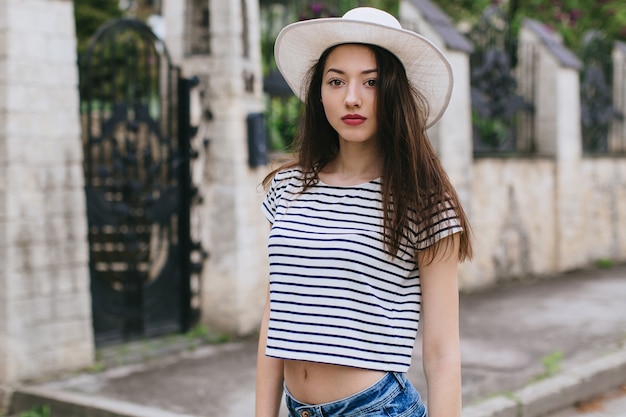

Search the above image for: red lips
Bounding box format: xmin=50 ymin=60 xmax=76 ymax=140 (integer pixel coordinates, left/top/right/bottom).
xmin=341 ymin=114 xmax=367 ymax=125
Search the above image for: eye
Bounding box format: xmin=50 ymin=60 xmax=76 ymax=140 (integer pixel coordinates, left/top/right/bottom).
xmin=365 ymin=79 xmax=377 ymax=87
xmin=328 ymin=78 xmax=344 ymax=87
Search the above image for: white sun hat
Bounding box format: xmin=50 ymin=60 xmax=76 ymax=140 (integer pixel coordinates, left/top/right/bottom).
xmin=274 ymin=7 xmax=453 ymax=128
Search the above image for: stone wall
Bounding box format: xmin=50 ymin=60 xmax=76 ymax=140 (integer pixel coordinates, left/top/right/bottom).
xmin=462 ymin=158 xmax=557 ymax=288
xmin=0 ymin=0 xmax=94 ymax=406
xmin=461 ymin=155 xmax=626 ymax=288
xmin=581 ymin=158 xmax=626 ymax=262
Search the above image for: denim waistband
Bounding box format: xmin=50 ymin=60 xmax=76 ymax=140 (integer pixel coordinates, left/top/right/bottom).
xmin=284 ymin=372 xmax=409 ymax=417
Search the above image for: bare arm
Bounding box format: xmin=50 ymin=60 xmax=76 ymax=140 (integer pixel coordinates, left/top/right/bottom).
xmin=255 ymin=286 xmax=284 ymax=417
xmin=419 ymin=234 xmax=462 ymax=417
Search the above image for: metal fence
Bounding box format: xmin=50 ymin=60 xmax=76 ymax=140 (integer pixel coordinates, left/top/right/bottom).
xmin=467 ymin=6 xmax=534 ymax=155
xmin=579 ymin=31 xmax=621 ymax=153
xmin=468 ymin=6 xmax=624 ymax=156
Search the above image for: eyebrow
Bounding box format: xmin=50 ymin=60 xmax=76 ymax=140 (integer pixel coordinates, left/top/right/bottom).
xmin=325 ymin=68 xmax=378 ymax=76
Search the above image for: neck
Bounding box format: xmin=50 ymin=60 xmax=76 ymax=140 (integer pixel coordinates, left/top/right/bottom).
xmin=321 ymin=142 xmax=382 ymax=185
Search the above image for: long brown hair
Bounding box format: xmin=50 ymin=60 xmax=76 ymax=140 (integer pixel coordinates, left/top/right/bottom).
xmin=264 ymin=44 xmax=472 ymax=263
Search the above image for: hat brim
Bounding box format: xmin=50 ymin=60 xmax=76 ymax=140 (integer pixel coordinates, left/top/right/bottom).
xmin=274 ymin=17 xmax=453 ymax=128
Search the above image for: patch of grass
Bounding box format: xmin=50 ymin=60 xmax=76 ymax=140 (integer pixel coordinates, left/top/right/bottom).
xmin=595 ymin=258 xmax=614 ymax=269
xmin=94 ymin=326 xmax=233 ymax=370
xmin=185 ymin=324 xmax=230 ymax=345
xmin=502 ymin=391 xmax=517 ymax=401
xmin=86 ymin=361 xmax=105 ymax=373
xmin=532 ymin=350 xmax=563 ymax=381
xmin=186 ymin=324 xmax=209 ymax=339
xmin=18 ymin=406 xmax=50 ymax=417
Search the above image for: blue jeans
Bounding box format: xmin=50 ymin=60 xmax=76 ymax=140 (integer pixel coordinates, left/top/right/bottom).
xmin=284 ymin=372 xmax=427 ymax=417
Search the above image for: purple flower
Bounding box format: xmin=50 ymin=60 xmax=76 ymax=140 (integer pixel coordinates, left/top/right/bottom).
xmin=569 ymin=9 xmax=582 ymax=21
xmin=311 ymin=2 xmax=323 ymax=15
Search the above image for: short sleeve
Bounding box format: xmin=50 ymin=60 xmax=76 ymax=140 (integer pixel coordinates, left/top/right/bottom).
xmin=261 ymin=175 xmax=280 ymax=224
xmin=414 ymin=198 xmax=463 ymax=250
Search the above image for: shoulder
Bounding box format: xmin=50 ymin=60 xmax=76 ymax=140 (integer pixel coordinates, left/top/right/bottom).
xmin=272 ymin=167 xmax=304 ymax=183
xmin=268 ymin=167 xmax=305 ymax=190
xmin=265 ymin=167 xmax=306 ymax=198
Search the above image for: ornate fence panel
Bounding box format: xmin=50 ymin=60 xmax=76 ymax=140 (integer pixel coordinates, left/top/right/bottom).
xmin=467 ymin=6 xmax=534 ymax=154
xmin=610 ymin=42 xmax=626 ymax=153
xmin=78 ymin=19 xmax=197 ymax=345
xmin=579 ymin=31 xmax=621 ymax=153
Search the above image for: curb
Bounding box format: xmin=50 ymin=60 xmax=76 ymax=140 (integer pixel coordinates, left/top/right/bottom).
xmin=462 ymin=346 xmax=626 ymax=417
xmin=10 ymin=386 xmax=195 ymax=417
xmin=8 ymin=342 xmax=247 ymax=417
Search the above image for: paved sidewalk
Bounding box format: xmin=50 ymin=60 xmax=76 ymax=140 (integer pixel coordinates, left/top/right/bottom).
xmin=8 ymin=265 xmax=626 ymax=417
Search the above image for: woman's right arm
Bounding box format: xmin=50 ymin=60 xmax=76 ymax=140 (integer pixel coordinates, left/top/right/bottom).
xmin=255 ymin=286 xmax=284 ymax=417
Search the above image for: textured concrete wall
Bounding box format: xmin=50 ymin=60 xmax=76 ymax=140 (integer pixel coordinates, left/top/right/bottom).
xmin=460 ymin=158 xmax=558 ymax=288
xmin=0 ymin=0 xmax=94 ymax=397
xmin=581 ymin=158 xmax=626 ymax=262
xmin=460 ymin=155 xmax=626 ymax=289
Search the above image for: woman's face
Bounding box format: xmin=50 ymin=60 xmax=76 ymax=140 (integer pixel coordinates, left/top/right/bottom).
xmin=320 ymin=44 xmax=378 ymax=146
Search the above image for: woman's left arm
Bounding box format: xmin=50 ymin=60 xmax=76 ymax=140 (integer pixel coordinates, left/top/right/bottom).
xmin=418 ymin=233 xmax=462 ymax=417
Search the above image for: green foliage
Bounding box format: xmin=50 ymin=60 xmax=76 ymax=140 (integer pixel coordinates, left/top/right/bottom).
xmin=522 ymin=0 xmax=626 ymax=48
xmin=74 ymin=0 xmax=123 ymax=54
xmin=472 ymin=115 xmax=510 ymax=148
xmin=438 ymin=0 xmax=626 ymax=50
xmin=435 ymin=0 xmax=492 ymax=26
xmin=18 ymin=406 xmax=50 ymax=417
xmin=267 ymin=96 xmax=301 ymax=151
xmin=299 ymin=0 xmax=399 ymax=18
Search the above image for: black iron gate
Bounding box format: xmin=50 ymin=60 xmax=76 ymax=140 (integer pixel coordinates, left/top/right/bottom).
xmin=78 ymin=19 xmax=195 ymax=345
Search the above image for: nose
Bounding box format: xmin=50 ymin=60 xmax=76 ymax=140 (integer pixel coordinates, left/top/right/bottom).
xmin=344 ymin=83 xmax=361 ymax=108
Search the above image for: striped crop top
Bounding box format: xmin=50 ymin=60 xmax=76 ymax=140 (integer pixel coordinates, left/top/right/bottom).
xmin=261 ymin=168 xmax=463 ymax=372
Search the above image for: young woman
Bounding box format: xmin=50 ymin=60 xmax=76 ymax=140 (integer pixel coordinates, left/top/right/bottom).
xmin=256 ymin=7 xmax=472 ymax=417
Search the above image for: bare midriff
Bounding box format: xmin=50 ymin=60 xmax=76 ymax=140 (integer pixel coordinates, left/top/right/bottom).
xmin=284 ymin=360 xmax=386 ymax=405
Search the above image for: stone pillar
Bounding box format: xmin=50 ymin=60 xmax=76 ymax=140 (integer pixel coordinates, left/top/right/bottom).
xmin=162 ymin=0 xmax=185 ymax=64
xmin=518 ymin=19 xmax=585 ymax=271
xmin=0 ymin=0 xmax=94 ymax=408
xmin=163 ymin=0 xmax=268 ymax=335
